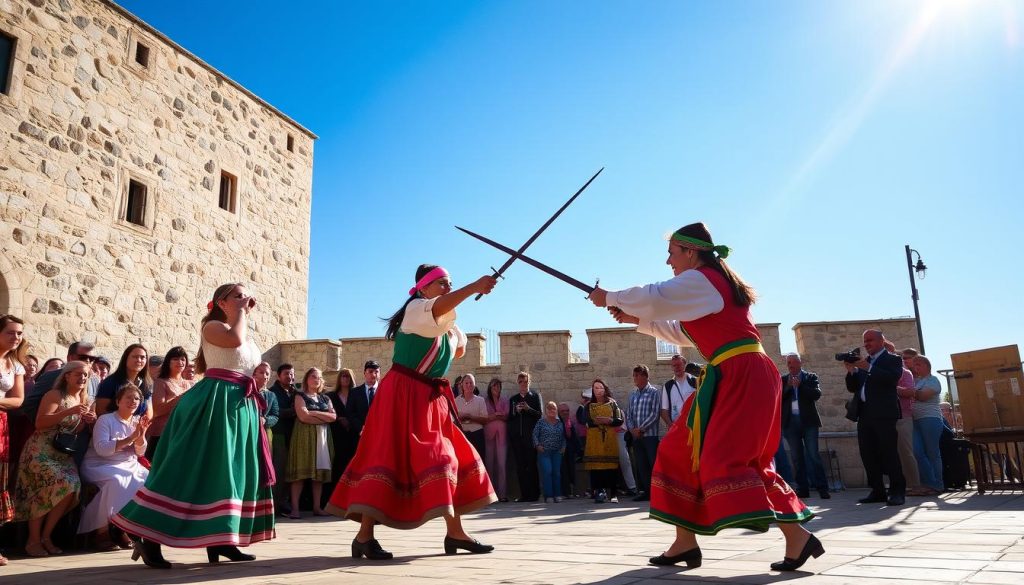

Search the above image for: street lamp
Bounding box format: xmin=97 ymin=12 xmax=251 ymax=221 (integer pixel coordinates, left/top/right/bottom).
xmin=904 ymin=245 xmax=927 ymax=354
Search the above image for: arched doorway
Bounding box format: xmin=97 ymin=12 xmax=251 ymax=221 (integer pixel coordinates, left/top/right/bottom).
xmin=0 ymin=250 xmax=25 ymax=317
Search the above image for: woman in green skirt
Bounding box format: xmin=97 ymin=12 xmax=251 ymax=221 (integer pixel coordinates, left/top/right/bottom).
xmin=285 ymin=367 xmax=336 ymax=518
xmin=113 ymin=283 xmax=275 ymax=568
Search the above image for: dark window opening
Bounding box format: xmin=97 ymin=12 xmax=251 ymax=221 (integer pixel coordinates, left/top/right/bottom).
xmin=134 ymin=42 xmax=150 ymax=68
xmin=0 ymin=31 xmax=15 ymax=95
xmin=219 ymin=171 xmax=237 ymax=213
xmin=286 ymin=134 xmax=295 ymax=152
xmin=126 ymin=180 xmax=147 ymax=226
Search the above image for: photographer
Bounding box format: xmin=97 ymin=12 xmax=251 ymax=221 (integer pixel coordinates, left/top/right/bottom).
xmin=843 ymin=330 xmax=906 ymax=506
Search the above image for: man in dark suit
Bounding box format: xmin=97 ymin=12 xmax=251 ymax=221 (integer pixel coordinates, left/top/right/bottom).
xmin=782 ymin=353 xmax=830 ymax=499
xmin=347 ymin=360 xmax=381 ymax=438
xmin=845 ymin=329 xmax=906 ymax=506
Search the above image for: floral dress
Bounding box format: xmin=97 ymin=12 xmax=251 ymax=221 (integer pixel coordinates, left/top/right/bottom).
xmin=15 ymin=395 xmax=82 ymax=520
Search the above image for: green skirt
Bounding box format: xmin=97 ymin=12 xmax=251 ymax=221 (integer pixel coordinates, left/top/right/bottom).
xmin=112 ymin=377 xmax=275 ymax=547
xmin=285 ymin=422 xmax=333 ymax=483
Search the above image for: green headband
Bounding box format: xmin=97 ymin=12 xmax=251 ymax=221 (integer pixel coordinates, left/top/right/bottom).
xmin=671 ymin=233 xmax=731 ymax=260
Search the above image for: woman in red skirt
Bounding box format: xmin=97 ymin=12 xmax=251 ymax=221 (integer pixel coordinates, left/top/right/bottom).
xmin=326 ymin=264 xmax=498 ymax=560
xmin=589 ymin=223 xmax=823 ymax=572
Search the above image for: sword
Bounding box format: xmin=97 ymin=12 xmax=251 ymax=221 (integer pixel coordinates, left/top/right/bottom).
xmin=473 ymin=167 xmax=604 ymax=300
xmin=457 ymin=226 xmax=596 ymax=295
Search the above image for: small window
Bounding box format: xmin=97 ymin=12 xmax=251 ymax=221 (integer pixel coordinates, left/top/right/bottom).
xmin=286 ymin=133 xmax=295 ymax=152
xmin=218 ymin=171 xmax=237 ymax=213
xmin=0 ymin=31 xmax=15 ymax=95
xmin=125 ymin=179 xmax=147 ymax=226
xmin=134 ymin=42 xmax=150 ymax=68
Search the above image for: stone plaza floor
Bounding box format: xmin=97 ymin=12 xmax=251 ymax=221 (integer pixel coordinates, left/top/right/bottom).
xmin=3 ymin=489 xmax=1022 ymax=584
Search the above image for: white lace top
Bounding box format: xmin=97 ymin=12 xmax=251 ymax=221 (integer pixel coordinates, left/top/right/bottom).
xmin=0 ymin=359 xmax=25 ymax=398
xmin=201 ymin=338 xmax=263 ymax=374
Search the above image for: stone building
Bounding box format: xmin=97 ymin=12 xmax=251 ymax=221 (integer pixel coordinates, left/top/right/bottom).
xmin=1 ymin=0 xmax=316 ymax=358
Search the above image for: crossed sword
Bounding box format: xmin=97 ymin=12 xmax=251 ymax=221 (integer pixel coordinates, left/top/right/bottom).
xmin=460 ymin=168 xmax=604 ymax=298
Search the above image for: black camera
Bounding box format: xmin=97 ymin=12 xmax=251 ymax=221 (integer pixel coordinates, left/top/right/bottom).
xmin=834 ymin=347 xmax=862 ymax=363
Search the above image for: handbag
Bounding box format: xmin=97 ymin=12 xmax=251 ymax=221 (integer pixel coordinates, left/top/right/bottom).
xmin=53 ymin=430 xmax=90 ymax=454
xmin=844 ymin=396 xmax=860 ymax=423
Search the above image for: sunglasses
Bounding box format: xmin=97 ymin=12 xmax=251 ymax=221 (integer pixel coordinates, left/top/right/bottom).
xmin=76 ymin=354 xmax=98 ymax=363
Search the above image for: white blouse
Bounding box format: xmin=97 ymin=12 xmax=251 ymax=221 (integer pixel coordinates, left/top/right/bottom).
xmin=605 ymin=269 xmax=725 ymax=346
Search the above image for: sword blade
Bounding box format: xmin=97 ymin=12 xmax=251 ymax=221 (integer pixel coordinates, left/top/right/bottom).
xmin=457 ymin=226 xmax=595 ymax=295
xmin=474 ymin=167 xmax=603 ymax=300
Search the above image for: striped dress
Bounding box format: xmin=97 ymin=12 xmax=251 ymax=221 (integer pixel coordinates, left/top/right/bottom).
xmin=112 ymin=339 xmax=274 ymax=547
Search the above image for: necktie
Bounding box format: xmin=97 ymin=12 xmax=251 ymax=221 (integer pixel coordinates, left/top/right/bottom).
xmin=368 ymin=387 xmax=374 ymax=404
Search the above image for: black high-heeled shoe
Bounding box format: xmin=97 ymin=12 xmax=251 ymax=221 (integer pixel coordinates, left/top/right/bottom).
xmin=771 ymin=534 xmax=825 ymax=571
xmin=351 ymin=538 xmax=393 ymax=560
xmin=649 ymin=546 xmax=702 ymax=568
xmin=443 ymin=536 xmax=494 ymax=555
xmin=207 ymin=545 xmax=256 ymax=563
xmin=129 ymin=537 xmax=171 ymax=569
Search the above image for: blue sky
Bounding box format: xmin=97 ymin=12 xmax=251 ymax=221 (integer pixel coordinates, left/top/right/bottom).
xmin=119 ymin=1 xmax=1023 ymax=377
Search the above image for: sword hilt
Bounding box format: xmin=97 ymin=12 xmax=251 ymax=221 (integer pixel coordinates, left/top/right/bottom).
xmin=474 ymin=267 xmax=505 ymax=301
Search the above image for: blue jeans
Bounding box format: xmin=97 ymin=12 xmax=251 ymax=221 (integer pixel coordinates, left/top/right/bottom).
xmin=774 ymin=436 xmax=794 ymax=484
xmin=538 ymin=450 xmax=563 ymax=498
xmin=784 ymin=413 xmax=829 ymax=492
xmin=913 ymin=416 xmax=944 ymax=491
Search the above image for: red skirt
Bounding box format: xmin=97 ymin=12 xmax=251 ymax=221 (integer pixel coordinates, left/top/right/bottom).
xmin=650 ymin=352 xmax=812 ymax=535
xmin=325 ymin=365 xmax=496 ymax=529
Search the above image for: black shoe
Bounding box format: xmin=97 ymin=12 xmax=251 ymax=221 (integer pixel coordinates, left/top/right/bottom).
xmin=514 ymin=497 xmax=538 ymax=503
xmin=650 ymin=546 xmax=702 ymax=568
xmin=857 ymin=493 xmax=887 ymax=504
xmin=623 ymin=488 xmax=638 ymax=497
xmin=818 ymin=489 xmax=831 ymax=499
xmin=770 ymin=534 xmax=824 ymax=571
xmin=443 ymin=536 xmax=494 ymax=555
xmin=351 ymin=538 xmax=393 ymax=560
xmin=207 ymin=545 xmax=255 ymax=563
xmin=130 ymin=537 xmax=171 ymax=570
xmin=886 ymin=495 xmax=905 ymax=506
xmin=633 ymin=494 xmax=650 ymax=502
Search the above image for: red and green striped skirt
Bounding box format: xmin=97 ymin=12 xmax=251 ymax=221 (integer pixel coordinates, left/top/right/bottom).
xmin=112 ymin=376 xmax=274 ymax=547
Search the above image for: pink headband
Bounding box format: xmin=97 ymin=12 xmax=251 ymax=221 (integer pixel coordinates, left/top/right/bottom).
xmin=409 ymin=267 xmax=450 ymax=296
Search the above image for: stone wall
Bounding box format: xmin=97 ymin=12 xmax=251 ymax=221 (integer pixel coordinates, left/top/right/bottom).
xmin=0 ymin=0 xmax=315 ymax=359
xmin=271 ymin=319 xmax=916 ymax=489
xmin=274 ymin=324 xmax=784 ymax=406
xmin=791 ymin=318 xmax=919 ymax=488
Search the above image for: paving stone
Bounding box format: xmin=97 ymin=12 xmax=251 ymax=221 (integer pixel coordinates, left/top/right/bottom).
xmin=5 ymin=490 xmax=1022 ymax=584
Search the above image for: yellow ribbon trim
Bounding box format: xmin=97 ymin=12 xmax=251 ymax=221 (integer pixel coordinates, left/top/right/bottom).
xmin=686 ymin=341 xmax=765 ymax=472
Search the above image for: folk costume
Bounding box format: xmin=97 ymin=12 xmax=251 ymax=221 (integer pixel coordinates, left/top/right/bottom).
xmin=112 ymin=338 xmax=275 ymax=548
xmin=326 ymin=294 xmax=496 ymax=528
xmin=606 ymin=265 xmax=812 ymax=535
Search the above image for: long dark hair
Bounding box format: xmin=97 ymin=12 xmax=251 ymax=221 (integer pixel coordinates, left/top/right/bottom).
xmin=486 ymin=378 xmax=503 ymax=408
xmin=195 ymin=283 xmax=242 ymax=374
xmin=158 ymin=346 xmax=189 ymax=379
xmin=112 ymin=343 xmax=153 ymax=396
xmin=674 ymin=222 xmax=756 ymax=307
xmin=384 ymin=264 xmax=440 ymax=340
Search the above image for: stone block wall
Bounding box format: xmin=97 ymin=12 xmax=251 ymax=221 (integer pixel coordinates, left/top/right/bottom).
xmin=791 ymin=318 xmax=919 ymax=487
xmin=0 ymin=0 xmax=315 ymax=359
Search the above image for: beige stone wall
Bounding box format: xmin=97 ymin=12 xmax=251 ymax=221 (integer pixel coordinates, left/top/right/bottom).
xmin=270 ymin=318 xmax=917 ymax=488
xmin=791 ymin=318 xmax=919 ymax=487
xmin=0 ymin=0 xmax=315 ymax=359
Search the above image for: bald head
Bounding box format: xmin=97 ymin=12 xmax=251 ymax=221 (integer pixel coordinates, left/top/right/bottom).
xmin=863 ymin=329 xmax=885 ymax=355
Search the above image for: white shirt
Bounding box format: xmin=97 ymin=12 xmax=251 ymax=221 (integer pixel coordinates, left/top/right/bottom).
xmin=859 ymin=349 xmax=886 ymax=402
xmin=606 ymin=269 xmax=725 ymax=346
xmin=661 ymin=376 xmax=696 ymax=423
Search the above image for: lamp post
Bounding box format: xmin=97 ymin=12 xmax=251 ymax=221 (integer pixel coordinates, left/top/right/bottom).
xmin=904 ymin=245 xmax=927 ymax=354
